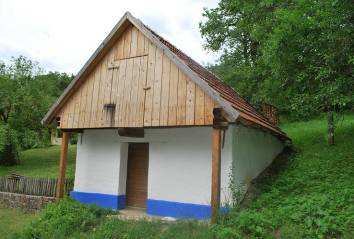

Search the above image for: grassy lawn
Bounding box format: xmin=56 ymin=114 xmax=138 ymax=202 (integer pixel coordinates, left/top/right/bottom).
xmin=0 ymin=205 xmax=37 ymax=239
xmin=0 ymin=114 xmax=353 ymax=238
xmin=0 ymin=145 xmax=76 ymax=179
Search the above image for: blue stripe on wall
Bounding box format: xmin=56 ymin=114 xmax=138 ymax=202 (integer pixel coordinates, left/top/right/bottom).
xmin=147 ymin=199 xmax=213 ymax=219
xmin=70 ymin=191 xmax=126 ymax=210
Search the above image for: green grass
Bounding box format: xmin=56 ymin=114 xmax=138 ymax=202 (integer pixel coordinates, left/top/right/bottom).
xmin=0 ymin=145 xmax=76 ymax=178
xmin=1 ymin=114 xmax=354 ymax=238
xmin=214 ymin=114 xmax=354 ymax=238
xmin=0 ymin=205 xmax=37 ymax=239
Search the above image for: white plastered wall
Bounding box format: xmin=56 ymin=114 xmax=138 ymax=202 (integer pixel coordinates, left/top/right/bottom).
xmin=231 ymin=124 xmax=284 ymax=194
xmin=73 ymin=125 xmax=283 ymax=205
xmin=73 ymin=127 xmax=233 ymax=205
xmin=74 ymin=130 xmax=122 ymax=195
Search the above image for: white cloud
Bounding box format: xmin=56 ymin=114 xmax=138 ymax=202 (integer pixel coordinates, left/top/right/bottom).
xmin=0 ymin=0 xmax=219 ymax=74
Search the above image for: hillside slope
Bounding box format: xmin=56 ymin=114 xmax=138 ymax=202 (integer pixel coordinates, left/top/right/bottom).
xmin=215 ymin=114 xmax=354 ymax=238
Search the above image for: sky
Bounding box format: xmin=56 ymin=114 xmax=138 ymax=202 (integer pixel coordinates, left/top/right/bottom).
xmin=0 ymin=0 xmax=220 ymax=74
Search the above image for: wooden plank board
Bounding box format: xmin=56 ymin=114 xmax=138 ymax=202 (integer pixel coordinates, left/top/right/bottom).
xmin=78 ymin=78 xmax=88 ymax=128
xmin=123 ymin=26 xmax=132 ymax=59
xmin=159 ymin=54 xmax=170 ymax=125
xmin=176 ymin=70 xmax=187 ymax=125
xmin=195 ymin=86 xmax=205 ymax=125
xmin=137 ymin=30 xmax=145 ymax=56
xmin=167 ymin=63 xmax=178 ymax=125
xmin=143 ymin=41 xmax=156 ymax=126
xmin=185 ymin=80 xmax=195 ymax=125
xmin=129 ymin=57 xmax=141 ymax=126
xmin=115 ymin=35 xmax=124 ymax=60
xmin=122 ymin=58 xmax=134 ymax=127
xmin=130 ymin=27 xmax=138 ymax=57
xmin=115 ymin=59 xmax=127 ymax=126
xmin=64 ymin=92 xmax=75 ymax=128
xmin=137 ymin=56 xmax=148 ymax=126
xmin=89 ymin=68 xmax=101 ymax=127
xmin=204 ymin=94 xmax=215 ymax=125
xmin=151 ymin=48 xmax=163 ymax=126
xmin=72 ymin=87 xmax=81 ymax=128
xmin=83 ymin=72 xmax=95 ymax=128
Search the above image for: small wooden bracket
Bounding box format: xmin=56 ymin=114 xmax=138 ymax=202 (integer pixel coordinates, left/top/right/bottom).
xmin=213 ymin=108 xmax=229 ymax=129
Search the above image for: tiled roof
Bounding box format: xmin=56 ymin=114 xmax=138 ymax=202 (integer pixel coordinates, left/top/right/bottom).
xmin=145 ymin=25 xmax=289 ymax=141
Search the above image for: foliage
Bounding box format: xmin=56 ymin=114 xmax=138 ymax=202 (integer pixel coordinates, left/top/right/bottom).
xmin=0 ymin=56 xmax=73 ymax=151
xmin=200 ymin=0 xmax=353 ymax=122
xmin=0 ymin=124 xmax=20 ymax=166
xmin=13 ymin=198 xmax=112 ymax=239
xmin=0 ymin=145 xmax=76 ymax=178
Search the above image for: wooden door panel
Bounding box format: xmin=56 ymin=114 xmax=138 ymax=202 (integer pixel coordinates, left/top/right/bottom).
xmin=126 ymin=143 xmax=149 ymax=208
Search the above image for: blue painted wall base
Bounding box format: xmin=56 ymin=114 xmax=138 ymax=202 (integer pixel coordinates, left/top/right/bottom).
xmin=70 ymin=192 xmax=228 ymax=219
xmin=70 ymin=191 xmax=126 ymax=210
xmin=147 ymin=199 xmax=215 ymax=220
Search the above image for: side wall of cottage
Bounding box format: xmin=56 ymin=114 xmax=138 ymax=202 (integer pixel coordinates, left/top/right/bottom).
xmin=231 ymin=124 xmax=284 ymax=197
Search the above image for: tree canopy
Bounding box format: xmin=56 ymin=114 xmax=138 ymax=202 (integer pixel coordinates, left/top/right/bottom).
xmin=0 ymin=56 xmax=73 ymax=162
xmin=200 ymin=0 xmax=353 ymax=120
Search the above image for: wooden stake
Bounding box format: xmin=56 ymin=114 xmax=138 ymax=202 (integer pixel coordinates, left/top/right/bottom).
xmin=56 ymin=131 xmax=70 ymax=199
xmin=211 ymin=127 xmax=221 ymax=223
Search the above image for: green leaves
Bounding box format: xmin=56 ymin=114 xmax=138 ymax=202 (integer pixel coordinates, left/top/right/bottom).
xmin=200 ymin=0 xmax=353 ymax=120
xmin=0 ymin=56 xmax=73 ymax=150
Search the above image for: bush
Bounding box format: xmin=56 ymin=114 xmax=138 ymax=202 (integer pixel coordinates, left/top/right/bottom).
xmin=17 ymin=128 xmax=51 ymax=150
xmin=0 ymin=125 xmax=20 ymax=166
xmin=14 ymin=198 xmax=113 ymax=239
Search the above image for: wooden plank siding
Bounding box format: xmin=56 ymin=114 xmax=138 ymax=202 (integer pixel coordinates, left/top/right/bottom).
xmin=58 ymin=25 xmax=216 ymax=129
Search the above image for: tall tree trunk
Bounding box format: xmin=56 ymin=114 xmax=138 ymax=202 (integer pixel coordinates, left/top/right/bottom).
xmin=327 ymin=110 xmax=334 ymax=146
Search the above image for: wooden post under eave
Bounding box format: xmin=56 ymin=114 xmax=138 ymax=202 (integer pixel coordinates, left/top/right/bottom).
xmin=56 ymin=131 xmax=70 ymax=199
xmin=211 ymin=127 xmax=221 ymax=223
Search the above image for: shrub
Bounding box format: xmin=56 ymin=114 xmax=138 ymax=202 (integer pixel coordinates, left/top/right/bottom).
xmin=14 ymin=198 xmax=113 ymax=239
xmin=0 ymin=125 xmax=20 ymax=166
xmin=17 ymin=129 xmax=51 ymax=150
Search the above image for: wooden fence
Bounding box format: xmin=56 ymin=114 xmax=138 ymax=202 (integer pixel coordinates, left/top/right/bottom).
xmin=0 ymin=175 xmax=74 ymax=197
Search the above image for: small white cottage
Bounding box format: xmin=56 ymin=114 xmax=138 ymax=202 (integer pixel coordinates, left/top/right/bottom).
xmin=42 ymin=12 xmax=290 ymax=220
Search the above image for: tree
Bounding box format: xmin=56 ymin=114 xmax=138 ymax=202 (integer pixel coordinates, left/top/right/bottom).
xmin=0 ymin=56 xmax=73 ymax=155
xmin=200 ymin=0 xmax=353 ymax=145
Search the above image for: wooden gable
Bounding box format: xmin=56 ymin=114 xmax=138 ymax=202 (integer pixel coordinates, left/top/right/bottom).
xmin=58 ymin=24 xmax=216 ymax=129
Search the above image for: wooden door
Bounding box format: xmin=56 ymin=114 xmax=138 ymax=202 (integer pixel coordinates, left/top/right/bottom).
xmin=126 ymin=143 xmax=149 ymax=208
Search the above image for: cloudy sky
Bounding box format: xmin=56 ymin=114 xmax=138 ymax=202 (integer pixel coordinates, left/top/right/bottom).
xmin=0 ymin=0 xmax=220 ymax=74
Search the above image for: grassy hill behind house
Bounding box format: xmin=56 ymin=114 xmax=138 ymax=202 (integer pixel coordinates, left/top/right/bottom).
xmin=0 ymin=114 xmax=353 ymax=238
xmin=0 ymin=145 xmax=76 ymax=178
